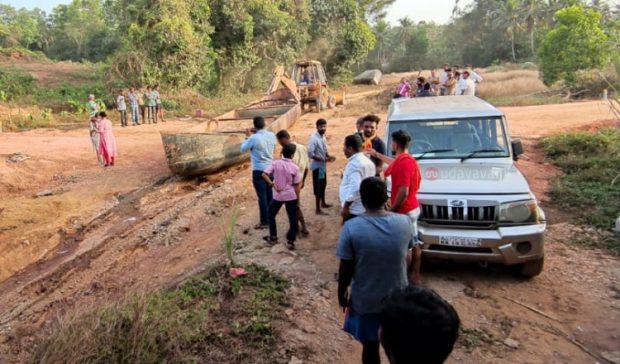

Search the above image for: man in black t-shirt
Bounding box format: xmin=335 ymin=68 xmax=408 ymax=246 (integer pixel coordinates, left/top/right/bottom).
xmin=360 ymin=114 xmax=387 ymax=176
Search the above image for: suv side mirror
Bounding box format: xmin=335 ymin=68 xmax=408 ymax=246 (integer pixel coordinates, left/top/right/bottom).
xmin=511 ymin=139 xmax=524 ymax=161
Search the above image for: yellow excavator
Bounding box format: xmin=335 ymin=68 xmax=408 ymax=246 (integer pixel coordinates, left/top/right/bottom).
xmin=268 ymin=60 xmax=345 ymax=112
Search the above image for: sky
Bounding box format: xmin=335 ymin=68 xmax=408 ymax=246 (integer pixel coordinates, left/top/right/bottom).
xmin=384 ymin=0 xmax=473 ymax=25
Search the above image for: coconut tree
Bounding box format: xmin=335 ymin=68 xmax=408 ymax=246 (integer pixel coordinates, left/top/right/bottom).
xmin=489 ymin=0 xmax=522 ymax=62
xmin=521 ymin=0 xmax=541 ymax=57
xmin=373 ymin=19 xmax=392 ymax=68
xmin=397 ymin=16 xmax=414 ymax=43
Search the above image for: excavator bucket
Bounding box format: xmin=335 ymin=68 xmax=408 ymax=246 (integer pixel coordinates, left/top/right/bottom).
xmin=267 ymin=65 xmax=299 ymax=103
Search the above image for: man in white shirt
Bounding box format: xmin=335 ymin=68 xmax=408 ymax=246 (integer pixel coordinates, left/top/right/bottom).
xmin=439 ymin=64 xmax=451 ymax=95
xmin=456 ymin=71 xmax=476 ymax=96
xmin=465 ymin=64 xmax=483 ymax=84
xmin=339 ymin=134 xmax=376 ymax=222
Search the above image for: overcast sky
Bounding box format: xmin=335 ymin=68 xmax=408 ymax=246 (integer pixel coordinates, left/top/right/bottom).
xmin=1 ymin=0 xmax=619 ymax=24
xmin=385 ymin=0 xmax=473 ymax=24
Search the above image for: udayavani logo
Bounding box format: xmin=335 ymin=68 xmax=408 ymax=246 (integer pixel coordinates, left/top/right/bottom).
xmin=423 ymin=166 xmax=504 ymax=181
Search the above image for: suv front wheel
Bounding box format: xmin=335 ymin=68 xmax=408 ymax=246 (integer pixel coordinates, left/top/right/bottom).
xmin=517 ymin=257 xmax=544 ymax=278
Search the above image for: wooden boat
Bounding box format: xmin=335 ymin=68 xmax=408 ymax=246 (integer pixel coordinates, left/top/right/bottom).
xmin=161 ymin=82 xmax=301 ymax=176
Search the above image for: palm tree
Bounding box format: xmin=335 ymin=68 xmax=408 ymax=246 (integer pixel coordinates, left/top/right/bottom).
xmin=397 ymin=16 xmax=414 ymax=43
xmin=520 ymin=0 xmax=541 ymax=57
xmin=490 ymin=0 xmax=521 ymax=62
xmin=374 ymin=20 xmax=391 ymax=68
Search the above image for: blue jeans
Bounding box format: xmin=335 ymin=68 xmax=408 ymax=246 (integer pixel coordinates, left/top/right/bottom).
xmin=147 ymin=106 xmax=156 ymax=123
xmin=131 ymin=104 xmax=140 ymax=125
xmin=119 ymin=110 xmax=127 ymax=126
xmin=252 ymin=170 xmax=273 ymax=226
xmin=268 ymin=199 xmax=298 ymax=242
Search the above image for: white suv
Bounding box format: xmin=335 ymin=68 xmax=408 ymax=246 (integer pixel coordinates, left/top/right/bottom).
xmin=386 ymin=96 xmax=545 ymax=277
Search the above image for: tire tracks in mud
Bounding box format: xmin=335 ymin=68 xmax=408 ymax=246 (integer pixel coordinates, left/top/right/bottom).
xmin=0 ymin=168 xmax=250 ymax=338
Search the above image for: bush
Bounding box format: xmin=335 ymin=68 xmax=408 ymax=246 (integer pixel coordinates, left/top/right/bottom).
xmin=569 ymin=65 xmax=620 ymax=98
xmin=0 ymin=68 xmax=34 ymax=100
xmin=33 ymin=83 xmax=112 ymax=113
xmin=30 ymin=264 xmax=292 ymax=364
xmin=541 ymin=128 xmax=620 ymax=252
xmin=160 ymin=99 xmax=179 ymax=111
xmin=0 ymin=46 xmax=48 ymax=61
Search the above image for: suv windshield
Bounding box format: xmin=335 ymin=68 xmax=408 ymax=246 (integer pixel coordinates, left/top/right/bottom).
xmin=388 ymin=118 xmax=510 ymax=159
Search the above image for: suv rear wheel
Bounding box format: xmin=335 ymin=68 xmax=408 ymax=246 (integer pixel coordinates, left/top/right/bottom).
xmin=517 ymin=257 xmax=544 ymax=278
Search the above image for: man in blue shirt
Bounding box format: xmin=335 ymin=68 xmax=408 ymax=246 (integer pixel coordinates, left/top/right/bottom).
xmin=336 ymin=177 xmax=414 ymax=364
xmin=241 ymin=116 xmax=276 ymax=229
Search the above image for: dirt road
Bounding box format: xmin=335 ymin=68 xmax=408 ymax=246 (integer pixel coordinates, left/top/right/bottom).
xmin=0 ymin=96 xmax=618 ymax=363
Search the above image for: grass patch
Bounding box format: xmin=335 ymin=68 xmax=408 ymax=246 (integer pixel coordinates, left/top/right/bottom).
xmin=457 ymin=327 xmax=496 ymax=352
xmin=541 ymin=128 xmax=620 ymax=252
xmin=476 ymin=69 xmax=549 ymax=100
xmin=30 ymin=264 xmax=293 ymax=364
xmin=485 ymin=94 xmax=566 ymax=107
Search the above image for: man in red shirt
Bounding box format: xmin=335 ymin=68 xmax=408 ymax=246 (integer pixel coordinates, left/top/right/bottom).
xmin=371 ymin=129 xmax=423 ymax=285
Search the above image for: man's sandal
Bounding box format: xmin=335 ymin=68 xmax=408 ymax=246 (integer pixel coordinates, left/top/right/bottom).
xmin=262 ymin=236 xmax=278 ymax=245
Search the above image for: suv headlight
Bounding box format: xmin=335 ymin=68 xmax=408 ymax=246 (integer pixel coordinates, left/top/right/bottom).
xmin=499 ymin=200 xmax=543 ymax=224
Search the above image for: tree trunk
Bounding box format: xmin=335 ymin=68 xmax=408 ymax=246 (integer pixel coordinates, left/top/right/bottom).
xmin=511 ymin=30 xmax=516 ymax=62
xmin=530 ymin=30 xmax=535 ymax=57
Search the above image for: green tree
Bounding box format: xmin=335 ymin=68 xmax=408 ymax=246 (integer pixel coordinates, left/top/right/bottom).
xmin=373 ymin=20 xmax=392 ymax=69
xmin=0 ymin=5 xmax=46 ymax=49
xmin=209 ymin=0 xmax=309 ymax=92
xmin=109 ymin=0 xmax=215 ymax=90
xmin=490 ymin=0 xmax=524 ymax=62
xmin=356 ymin=0 xmax=396 ymax=21
xmin=47 ymin=0 xmax=112 ymax=61
xmin=308 ymin=0 xmax=375 ymax=78
xmin=538 ymin=5 xmax=609 ymax=85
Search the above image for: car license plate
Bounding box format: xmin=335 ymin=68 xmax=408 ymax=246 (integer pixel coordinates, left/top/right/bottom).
xmin=439 ymin=236 xmax=482 ymax=247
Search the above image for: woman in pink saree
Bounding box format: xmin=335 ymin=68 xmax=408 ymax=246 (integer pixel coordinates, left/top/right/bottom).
xmin=395 ymin=78 xmax=411 ymax=98
xmin=97 ymin=111 xmax=118 ymax=167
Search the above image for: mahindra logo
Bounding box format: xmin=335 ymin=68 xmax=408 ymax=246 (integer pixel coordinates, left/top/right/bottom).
xmin=449 ymin=199 xmax=465 ymax=207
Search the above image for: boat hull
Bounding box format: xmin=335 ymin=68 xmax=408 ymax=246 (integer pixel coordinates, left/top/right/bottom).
xmin=161 ymin=102 xmax=301 ymax=176
xmin=161 ymin=132 xmax=250 ymax=176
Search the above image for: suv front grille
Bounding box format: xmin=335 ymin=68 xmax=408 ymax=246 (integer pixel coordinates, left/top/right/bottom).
xmin=421 ymin=204 xmax=497 ymax=225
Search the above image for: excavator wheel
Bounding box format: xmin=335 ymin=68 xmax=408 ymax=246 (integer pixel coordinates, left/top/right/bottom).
xmin=327 ymin=95 xmax=336 ymax=109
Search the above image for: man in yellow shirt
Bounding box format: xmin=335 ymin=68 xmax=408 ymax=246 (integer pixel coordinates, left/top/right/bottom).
xmin=276 ymin=130 xmax=310 ymax=237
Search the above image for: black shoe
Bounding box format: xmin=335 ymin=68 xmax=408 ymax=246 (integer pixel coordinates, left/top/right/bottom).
xmin=263 ymin=236 xmax=278 ymax=245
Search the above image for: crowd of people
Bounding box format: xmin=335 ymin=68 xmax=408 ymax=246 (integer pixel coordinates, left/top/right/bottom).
xmin=85 ymin=76 xmax=463 ymax=362
xmin=86 ymin=86 xmax=166 ymax=166
xmin=395 ymin=63 xmax=483 ymax=98
xmin=116 ymin=85 xmax=166 ymax=126
xmin=241 ymin=115 xmax=460 ymax=364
